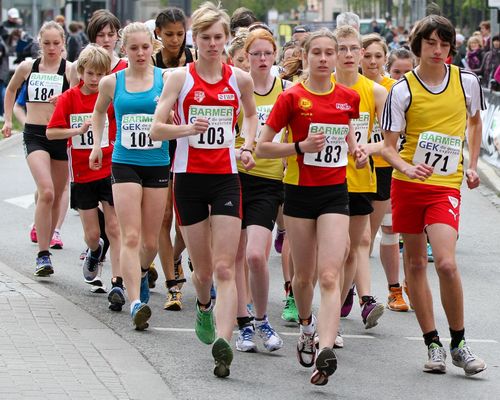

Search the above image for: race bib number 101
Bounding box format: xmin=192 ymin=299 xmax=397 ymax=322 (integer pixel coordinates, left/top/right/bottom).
xmin=121 ymin=114 xmax=161 ymax=150
xmin=188 ymin=105 xmax=234 ymax=149
xmin=303 ymin=123 xmax=349 ymax=168
xmin=412 ymin=131 xmax=462 ymax=176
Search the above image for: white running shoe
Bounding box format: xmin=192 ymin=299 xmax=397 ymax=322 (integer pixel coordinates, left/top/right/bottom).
xmin=255 ymin=317 xmax=283 ymax=352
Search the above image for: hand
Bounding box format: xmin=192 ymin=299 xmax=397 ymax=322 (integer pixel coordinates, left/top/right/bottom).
xmin=89 ymin=148 xmax=103 ymax=170
xmin=299 ymin=133 xmax=325 ymax=153
xmin=403 ymin=163 xmax=433 ymax=181
xmin=79 ymin=120 xmax=92 ymax=135
xmin=240 ymin=151 xmax=255 ymax=171
xmin=1 ymin=121 xmax=12 ymax=138
xmin=48 ymin=93 xmax=61 ymax=105
xmin=466 ymin=168 xmax=480 ymax=189
xmin=353 ymin=146 xmax=368 ymax=169
xmin=190 ymin=117 xmax=209 ymax=135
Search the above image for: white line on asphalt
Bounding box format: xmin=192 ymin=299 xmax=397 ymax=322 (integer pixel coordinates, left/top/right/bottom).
xmin=4 ymin=194 xmax=34 ymax=209
xmin=405 ymin=337 xmax=498 ymax=343
xmin=152 ymin=327 xmax=375 ymax=339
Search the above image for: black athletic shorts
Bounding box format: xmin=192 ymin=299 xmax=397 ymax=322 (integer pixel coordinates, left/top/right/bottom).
xmin=348 ymin=192 xmax=374 ymax=216
xmin=71 ymin=176 xmax=114 ymax=210
xmin=23 ymin=124 xmax=68 ymax=161
xmin=174 ymin=173 xmax=241 ymax=226
xmin=111 ymin=162 xmax=170 ymax=188
xmin=368 ymin=166 xmax=392 ymax=202
xmin=284 ymin=182 xmax=349 ymax=220
xmin=240 ymin=172 xmax=284 ymax=231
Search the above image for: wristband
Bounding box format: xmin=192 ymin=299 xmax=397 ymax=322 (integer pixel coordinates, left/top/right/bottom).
xmin=240 ymin=148 xmax=253 ymax=155
xmin=294 ymin=141 xmax=303 ymax=155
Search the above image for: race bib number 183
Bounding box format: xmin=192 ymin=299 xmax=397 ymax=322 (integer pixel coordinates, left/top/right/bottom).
xmin=303 ymin=123 xmax=349 ymax=168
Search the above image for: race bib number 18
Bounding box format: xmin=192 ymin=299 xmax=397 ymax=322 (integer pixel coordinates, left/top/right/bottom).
xmin=412 ymin=131 xmax=462 ymax=176
xmin=70 ymin=113 xmax=109 ymax=150
xmin=303 ymin=123 xmax=349 ymax=168
xmin=121 ymin=114 xmax=161 ymax=150
xmin=188 ymin=105 xmax=234 ymax=149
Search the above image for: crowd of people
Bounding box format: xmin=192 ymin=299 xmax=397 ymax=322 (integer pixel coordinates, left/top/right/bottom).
xmin=0 ymin=2 xmax=490 ymax=386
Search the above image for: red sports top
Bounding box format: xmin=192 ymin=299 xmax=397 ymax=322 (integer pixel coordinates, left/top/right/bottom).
xmin=48 ymin=82 xmax=116 ymax=183
xmin=266 ymin=82 xmax=360 ymax=186
xmin=173 ymin=62 xmax=241 ymax=174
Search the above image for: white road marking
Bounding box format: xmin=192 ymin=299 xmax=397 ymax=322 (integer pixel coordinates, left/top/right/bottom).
xmin=4 ymin=194 xmax=34 ymax=209
xmin=405 ymin=337 xmax=498 ymax=344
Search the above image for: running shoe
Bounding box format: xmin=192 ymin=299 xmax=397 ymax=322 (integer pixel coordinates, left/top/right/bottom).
xmin=108 ymin=285 xmax=126 ymax=312
xmin=281 ymin=294 xmax=299 ymax=323
xmin=148 ymin=262 xmax=158 ymax=289
xmin=361 ymin=296 xmax=384 ymax=329
xmin=334 ymin=332 xmax=344 ymax=349
xmin=34 ymin=255 xmax=54 ymax=277
xmin=255 ymin=318 xmax=283 ymax=352
xmin=88 ymin=263 xmax=107 ymax=293
xmin=140 ymin=272 xmax=150 ymax=304
xmin=49 ymin=230 xmax=63 ymax=249
xmin=310 ymin=347 xmax=337 ymax=386
xmin=82 ymin=239 xmax=104 ymax=283
xmin=174 ymin=257 xmax=186 ymax=289
xmin=341 ymin=285 xmax=355 ymax=317
xmin=195 ymin=303 xmax=215 ymax=345
xmin=399 ymin=237 xmax=404 ymax=253
xmin=131 ymin=302 xmax=151 ymax=331
xmin=236 ymin=324 xmax=257 ymax=352
xmin=297 ymin=316 xmax=317 ymax=368
xmin=427 ymin=242 xmax=434 ymax=263
xmin=246 ymin=303 xmax=255 ymax=317
xmin=164 ymin=287 xmax=182 ymax=311
xmin=79 ymin=249 xmax=87 ymax=261
xmin=210 ymin=283 xmax=217 ymax=300
xmin=274 ymin=229 xmax=285 ymax=254
xmin=212 ymin=337 xmax=233 ymax=378
xmin=423 ymin=343 xmax=446 ymax=374
xmin=402 ymin=280 xmax=413 ymax=309
xmin=450 ymin=340 xmax=487 ymax=376
xmin=387 ymin=286 xmax=409 ymax=312
xmin=30 ymin=224 xmax=37 ymax=243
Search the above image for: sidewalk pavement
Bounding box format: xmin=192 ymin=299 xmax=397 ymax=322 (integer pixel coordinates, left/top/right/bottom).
xmin=0 ymin=260 xmax=174 ymax=400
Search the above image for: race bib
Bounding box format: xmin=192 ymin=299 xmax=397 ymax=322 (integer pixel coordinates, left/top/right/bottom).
xmin=121 ymin=114 xmax=161 ymax=150
xmin=70 ymin=113 xmax=109 ymax=150
xmin=413 ymin=131 xmax=462 ymax=176
xmin=351 ymin=112 xmax=370 ymax=144
xmin=370 ymin=120 xmax=384 ymax=143
xmin=28 ymin=73 xmax=64 ymax=103
xmin=303 ymin=123 xmax=349 ymax=168
xmin=188 ymin=105 xmax=234 ymax=149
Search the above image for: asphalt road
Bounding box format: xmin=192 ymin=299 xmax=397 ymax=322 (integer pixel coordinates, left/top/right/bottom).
xmin=1 ymin=136 xmax=499 ymax=399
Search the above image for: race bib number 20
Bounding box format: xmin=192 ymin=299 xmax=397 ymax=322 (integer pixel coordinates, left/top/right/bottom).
xmin=412 ymin=131 xmax=462 ymax=176
xmin=121 ymin=114 xmax=161 ymax=150
xmin=303 ymin=123 xmax=349 ymax=168
xmin=188 ymin=105 xmax=234 ymax=149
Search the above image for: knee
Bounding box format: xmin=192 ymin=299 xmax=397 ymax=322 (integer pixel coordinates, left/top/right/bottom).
xmin=84 ymin=229 xmax=101 ymax=245
xmin=142 ymin=238 xmax=158 ymax=255
xmin=214 ymin=261 xmax=234 ymax=283
xmin=318 ymin=269 xmax=340 ymax=292
xmin=406 ymin=255 xmax=427 ymax=274
xmin=246 ymin=250 xmax=267 ymax=272
xmin=122 ymin=231 xmax=140 ymax=249
xmin=359 ymin=230 xmax=372 ymax=248
xmin=293 ymin=272 xmax=313 ymax=290
xmin=38 ymin=187 xmax=55 ymax=205
xmin=435 ymin=258 xmax=458 ymax=279
xmin=104 ymin=219 xmax=120 ymax=241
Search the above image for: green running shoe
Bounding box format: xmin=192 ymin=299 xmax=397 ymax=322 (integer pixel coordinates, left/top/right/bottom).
xmin=212 ymin=337 xmax=233 ymax=378
xmin=281 ymin=294 xmax=299 ymax=323
xmin=195 ymin=303 xmax=215 ymax=344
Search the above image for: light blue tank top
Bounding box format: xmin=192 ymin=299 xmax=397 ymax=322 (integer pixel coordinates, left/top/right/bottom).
xmin=112 ymin=67 xmax=169 ymax=166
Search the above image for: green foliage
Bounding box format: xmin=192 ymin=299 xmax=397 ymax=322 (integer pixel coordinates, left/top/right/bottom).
xmin=191 ymin=0 xmax=299 ymax=21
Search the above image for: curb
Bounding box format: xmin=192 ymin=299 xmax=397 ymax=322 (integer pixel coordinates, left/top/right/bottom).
xmin=0 ymin=260 xmax=175 ymax=400
xmin=464 ymin=147 xmax=500 ymax=196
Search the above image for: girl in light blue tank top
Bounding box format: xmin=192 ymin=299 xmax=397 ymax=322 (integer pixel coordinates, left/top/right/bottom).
xmin=113 ymin=66 xmax=169 ymax=166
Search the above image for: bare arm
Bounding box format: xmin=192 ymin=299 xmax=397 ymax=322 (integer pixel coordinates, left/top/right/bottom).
xmin=47 ymin=121 xmax=91 ymax=140
xmin=150 ymin=68 xmax=208 ymax=141
xmin=465 ymin=111 xmax=482 ymax=189
xmin=89 ymin=75 xmax=115 ymax=169
xmin=364 ymin=82 xmax=388 ymax=156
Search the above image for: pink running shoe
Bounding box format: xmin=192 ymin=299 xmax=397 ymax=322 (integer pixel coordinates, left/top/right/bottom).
xmin=50 ymin=230 xmax=63 ymax=249
xmin=340 ymin=285 xmax=355 ymax=317
xmin=30 ymin=224 xmax=38 ymax=243
xmin=274 ymin=229 xmax=285 ymax=254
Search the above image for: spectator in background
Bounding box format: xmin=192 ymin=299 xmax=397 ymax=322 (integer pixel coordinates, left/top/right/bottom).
xmin=230 ymin=7 xmax=256 ymax=37
xmin=78 ymin=22 xmax=89 ymax=47
xmin=371 ymin=20 xmax=381 ymax=33
xmin=479 ymin=35 xmax=500 ymax=90
xmin=494 ymin=64 xmax=500 ymax=90
xmin=55 ymin=15 xmax=69 ymax=39
xmin=292 ymin=25 xmax=310 ymax=47
xmin=66 ymin=21 xmax=83 ymax=62
xmin=479 ymin=20 xmax=491 ymax=52
xmin=0 ymin=35 xmax=9 ymax=119
xmin=0 ymin=8 xmax=23 ymax=41
xmin=466 ymin=35 xmax=483 ymax=74
xmin=336 ymin=12 xmax=360 ymax=31
xmin=452 ymin=33 xmax=466 ymax=67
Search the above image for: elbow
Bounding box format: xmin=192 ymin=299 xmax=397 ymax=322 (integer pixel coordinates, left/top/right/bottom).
xmin=46 ymin=129 xmax=56 ymax=141
xmin=150 ymin=124 xmax=161 ymax=141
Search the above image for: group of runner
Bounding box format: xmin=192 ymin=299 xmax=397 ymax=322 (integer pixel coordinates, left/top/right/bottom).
xmin=1 ymin=2 xmax=487 ymax=386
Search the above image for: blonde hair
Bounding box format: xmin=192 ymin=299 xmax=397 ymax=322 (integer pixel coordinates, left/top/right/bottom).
xmin=362 ymin=33 xmax=388 ymax=55
xmin=228 ymin=28 xmax=248 ymax=57
xmin=38 ymin=20 xmax=65 ymax=43
xmin=191 ymin=2 xmax=230 ymax=39
xmin=244 ymin=28 xmax=277 ymax=53
xmin=467 ymin=35 xmax=482 ymax=50
xmin=77 ymin=44 xmax=111 ymax=76
xmin=120 ymin=22 xmax=162 ymax=55
xmin=300 ymin=29 xmax=338 ymax=81
xmin=333 ymin=25 xmax=361 ymax=43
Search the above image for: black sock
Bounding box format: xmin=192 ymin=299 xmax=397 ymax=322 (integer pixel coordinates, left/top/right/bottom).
xmin=237 ymin=316 xmax=254 ymax=330
xmin=389 ymin=283 xmax=400 ymax=289
xmin=111 ymin=277 xmax=123 ymax=288
xmin=197 ymin=299 xmax=212 ymax=310
xmin=38 ymin=250 xmax=50 ymax=258
xmin=90 ymin=245 xmax=101 ymax=258
xmin=449 ymin=328 xmax=465 ymax=349
xmin=299 ymin=314 xmax=312 ymax=326
xmin=361 ymin=295 xmax=373 ymax=305
xmin=166 ymin=279 xmax=177 ymax=289
xmin=423 ymin=330 xmax=442 ymax=347
xmin=284 ymin=281 xmax=291 ymax=295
